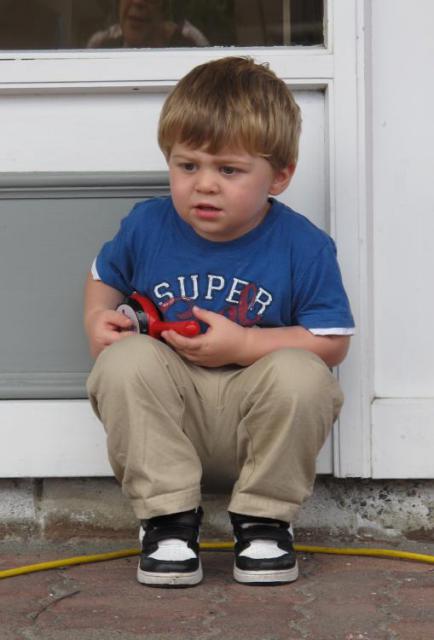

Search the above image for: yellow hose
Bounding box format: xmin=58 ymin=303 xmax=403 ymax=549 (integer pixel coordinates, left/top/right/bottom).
xmin=1 ymin=542 xmax=433 ymax=579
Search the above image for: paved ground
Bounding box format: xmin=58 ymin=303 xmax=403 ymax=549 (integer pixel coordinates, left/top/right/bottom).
xmin=1 ymin=539 xmax=433 ymax=640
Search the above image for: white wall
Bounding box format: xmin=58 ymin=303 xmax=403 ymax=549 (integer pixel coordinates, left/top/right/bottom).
xmin=372 ymin=0 xmax=434 ymax=396
xmin=371 ymin=0 xmax=434 ymax=476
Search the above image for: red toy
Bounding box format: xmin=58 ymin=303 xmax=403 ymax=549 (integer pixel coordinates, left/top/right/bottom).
xmin=117 ymin=293 xmax=200 ymax=339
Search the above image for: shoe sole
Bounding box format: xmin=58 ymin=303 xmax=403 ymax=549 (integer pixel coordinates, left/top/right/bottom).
xmin=233 ymin=561 xmax=299 ymax=585
xmin=137 ymin=561 xmax=203 ymax=587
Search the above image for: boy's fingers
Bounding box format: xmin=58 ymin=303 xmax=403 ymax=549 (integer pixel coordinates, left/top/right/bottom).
xmin=105 ymin=330 xmax=135 ymax=344
xmin=113 ymin=310 xmax=134 ymax=326
xmin=118 ymin=331 xmax=136 ymax=339
xmin=99 ymin=309 xmax=133 ymax=329
xmin=162 ymin=330 xmax=202 ymax=350
xmin=192 ymin=306 xmax=217 ymax=324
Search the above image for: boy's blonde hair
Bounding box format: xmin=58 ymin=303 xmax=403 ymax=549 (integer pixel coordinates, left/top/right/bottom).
xmin=158 ymin=57 xmax=302 ymax=170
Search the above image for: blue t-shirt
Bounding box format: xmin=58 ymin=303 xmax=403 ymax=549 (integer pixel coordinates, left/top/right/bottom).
xmin=93 ymin=197 xmax=354 ymax=334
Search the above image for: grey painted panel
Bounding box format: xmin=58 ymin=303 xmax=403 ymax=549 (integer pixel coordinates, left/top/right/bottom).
xmin=0 ymin=171 xmax=169 ymax=198
xmin=0 ymin=174 xmax=169 ymax=398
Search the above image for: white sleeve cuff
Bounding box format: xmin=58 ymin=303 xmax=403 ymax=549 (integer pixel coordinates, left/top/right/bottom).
xmin=91 ymin=258 xmax=101 ymax=281
xmin=308 ymin=327 xmax=355 ymax=336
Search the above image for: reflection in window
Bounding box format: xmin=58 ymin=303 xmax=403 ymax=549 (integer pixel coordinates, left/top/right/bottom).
xmin=0 ymin=1 xmax=324 ymax=51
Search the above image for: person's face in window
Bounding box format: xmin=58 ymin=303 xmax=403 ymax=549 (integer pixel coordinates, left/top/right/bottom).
xmin=119 ymin=0 xmax=164 ymax=47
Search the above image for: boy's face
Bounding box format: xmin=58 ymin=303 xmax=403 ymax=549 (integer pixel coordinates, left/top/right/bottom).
xmin=168 ymin=143 xmax=293 ymax=242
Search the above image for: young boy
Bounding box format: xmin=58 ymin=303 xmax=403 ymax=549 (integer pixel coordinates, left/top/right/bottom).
xmin=84 ymin=56 xmax=354 ymax=588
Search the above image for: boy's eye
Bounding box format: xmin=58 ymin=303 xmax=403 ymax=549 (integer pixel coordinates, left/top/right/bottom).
xmin=181 ymin=162 xmax=196 ymax=172
xmin=221 ymin=166 xmax=238 ymax=175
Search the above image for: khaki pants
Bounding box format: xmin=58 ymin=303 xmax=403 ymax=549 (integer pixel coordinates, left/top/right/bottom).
xmin=87 ymin=335 xmax=343 ymax=522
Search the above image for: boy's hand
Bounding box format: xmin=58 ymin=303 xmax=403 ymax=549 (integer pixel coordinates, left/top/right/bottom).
xmin=161 ymin=306 xmax=250 ymax=368
xmin=86 ymin=308 xmax=135 ymax=359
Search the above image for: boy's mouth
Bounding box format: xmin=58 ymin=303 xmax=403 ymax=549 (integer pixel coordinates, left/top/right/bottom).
xmin=194 ymin=204 xmax=222 ymax=219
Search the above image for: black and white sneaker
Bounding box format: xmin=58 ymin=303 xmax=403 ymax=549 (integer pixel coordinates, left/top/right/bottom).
xmin=137 ymin=507 xmax=203 ymax=587
xmin=230 ymin=512 xmax=299 ymax=585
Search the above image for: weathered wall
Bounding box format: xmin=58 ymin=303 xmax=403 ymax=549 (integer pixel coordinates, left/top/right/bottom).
xmin=1 ymin=477 xmax=432 ymax=543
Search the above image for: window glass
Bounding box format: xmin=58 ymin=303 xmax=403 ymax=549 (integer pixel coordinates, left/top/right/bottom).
xmin=0 ymin=0 xmax=324 ymax=51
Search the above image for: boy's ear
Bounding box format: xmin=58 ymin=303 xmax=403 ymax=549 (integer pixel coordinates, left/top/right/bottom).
xmin=269 ymin=164 xmax=296 ymax=195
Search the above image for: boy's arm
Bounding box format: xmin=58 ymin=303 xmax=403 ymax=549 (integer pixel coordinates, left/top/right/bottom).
xmin=84 ymin=273 xmax=134 ymax=358
xmin=162 ymin=306 xmax=350 ymax=369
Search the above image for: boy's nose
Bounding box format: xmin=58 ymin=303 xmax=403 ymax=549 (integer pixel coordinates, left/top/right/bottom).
xmin=195 ymin=170 xmax=219 ymax=193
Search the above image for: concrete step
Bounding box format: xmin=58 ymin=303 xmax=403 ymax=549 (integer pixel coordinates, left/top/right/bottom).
xmin=1 ymin=477 xmax=433 ymax=543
